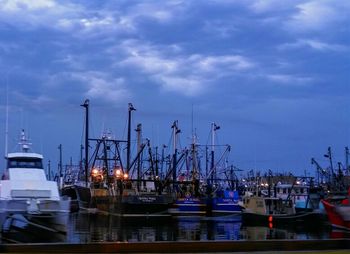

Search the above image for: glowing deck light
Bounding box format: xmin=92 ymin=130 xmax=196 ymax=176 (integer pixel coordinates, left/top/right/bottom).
xmin=91 ymin=168 xmax=100 ymax=176
xmin=115 ymin=169 xmax=122 ymax=178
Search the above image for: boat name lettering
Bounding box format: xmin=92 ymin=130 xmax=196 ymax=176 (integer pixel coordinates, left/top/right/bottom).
xmin=138 ymin=196 xmax=157 ymax=202
xmin=222 ymin=198 xmax=237 ymax=203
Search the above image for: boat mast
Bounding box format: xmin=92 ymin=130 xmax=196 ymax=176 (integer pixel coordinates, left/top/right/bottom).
xmin=80 ymin=144 xmax=83 ymax=180
xmin=58 ymin=144 xmax=63 ymax=189
xmin=155 ymin=146 xmax=159 ymax=180
xmin=324 ymin=147 xmax=334 ymax=187
xmin=136 ymin=123 xmax=142 ymax=191
xmin=127 ymin=103 xmax=136 ymax=173
xmin=160 ymin=144 xmax=166 ymax=179
xmin=81 ymin=99 xmax=89 ymax=187
xmin=211 ymin=122 xmax=220 ymax=184
xmin=192 ymin=133 xmax=197 ymax=180
xmin=171 ymin=120 xmax=180 ymax=191
xmin=191 ymin=132 xmax=200 ymax=196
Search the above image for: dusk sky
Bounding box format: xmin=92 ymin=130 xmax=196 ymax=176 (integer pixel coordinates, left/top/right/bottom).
xmin=0 ymin=0 xmax=349 ymax=178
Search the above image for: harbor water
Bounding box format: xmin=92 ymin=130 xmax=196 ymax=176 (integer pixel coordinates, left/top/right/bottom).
xmin=2 ymin=210 xmax=349 ymax=244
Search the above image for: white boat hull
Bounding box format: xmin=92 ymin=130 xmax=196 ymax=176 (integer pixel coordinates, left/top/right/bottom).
xmin=0 ymin=199 xmax=70 ymax=233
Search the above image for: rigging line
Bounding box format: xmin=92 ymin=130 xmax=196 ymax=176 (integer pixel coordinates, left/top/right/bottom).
xmin=206 ymin=145 xmax=230 ymax=178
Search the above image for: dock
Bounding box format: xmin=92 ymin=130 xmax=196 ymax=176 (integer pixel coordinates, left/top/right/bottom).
xmin=0 ymin=239 xmax=349 ymax=253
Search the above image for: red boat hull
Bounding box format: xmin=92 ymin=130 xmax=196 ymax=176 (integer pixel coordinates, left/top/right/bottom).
xmin=321 ymin=199 xmax=350 ymax=230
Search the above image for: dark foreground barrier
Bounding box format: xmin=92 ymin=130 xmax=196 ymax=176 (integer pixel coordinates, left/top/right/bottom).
xmin=0 ymin=239 xmax=349 ymax=253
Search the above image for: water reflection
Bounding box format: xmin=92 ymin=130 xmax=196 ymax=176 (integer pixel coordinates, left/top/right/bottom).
xmin=174 ymin=216 xmax=242 ymax=241
xmin=1 ymin=211 xmax=346 ymax=243
xmin=69 ymin=213 xmax=176 ymax=243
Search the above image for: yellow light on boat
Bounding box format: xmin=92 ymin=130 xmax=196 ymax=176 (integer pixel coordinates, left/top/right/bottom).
xmin=91 ymin=168 xmax=100 ymax=176
xmin=115 ymin=169 xmax=122 ymax=178
xmin=123 ymin=173 xmax=128 ymax=179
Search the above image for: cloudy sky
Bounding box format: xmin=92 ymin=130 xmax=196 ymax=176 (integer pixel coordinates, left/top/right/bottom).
xmin=0 ymin=0 xmax=349 ymax=178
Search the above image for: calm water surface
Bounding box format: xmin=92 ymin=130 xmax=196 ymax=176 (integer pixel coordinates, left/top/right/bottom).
xmin=66 ymin=211 xmax=347 ymax=243
xmin=2 ymin=211 xmax=350 ymax=243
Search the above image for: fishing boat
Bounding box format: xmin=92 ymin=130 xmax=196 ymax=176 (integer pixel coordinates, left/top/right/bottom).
xmin=321 ymin=188 xmax=350 ymax=230
xmin=241 ymin=194 xmax=322 ymax=227
xmin=275 ymin=181 xmax=324 ymax=213
xmin=169 ymin=122 xmax=244 ymax=217
xmin=87 ymin=132 xmax=174 ymax=217
xmin=209 ymin=165 xmax=244 ymax=217
xmin=168 ymin=173 xmax=208 ymax=217
xmin=168 ymin=123 xmax=208 ymax=217
xmin=0 ymin=130 xmax=70 ymax=236
xmin=167 ymin=175 xmax=208 ymax=216
xmin=211 ymin=189 xmax=243 ymax=216
xmin=75 ymin=101 xmax=174 ymax=217
xmin=205 ymin=123 xmax=243 ymax=217
xmin=60 ymin=184 xmax=91 ymax=212
xmin=169 ymin=194 xmax=208 ymax=216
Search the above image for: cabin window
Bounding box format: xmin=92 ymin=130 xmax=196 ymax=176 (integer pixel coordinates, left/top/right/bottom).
xmin=8 ymin=158 xmax=43 ymax=169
